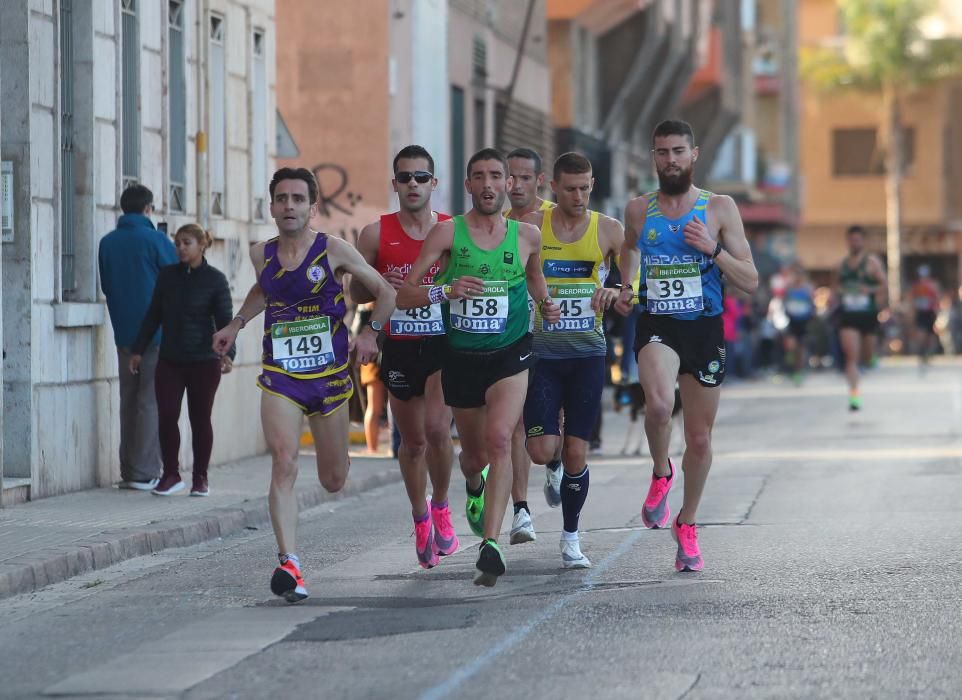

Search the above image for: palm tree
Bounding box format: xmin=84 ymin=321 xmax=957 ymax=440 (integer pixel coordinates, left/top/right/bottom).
xmin=801 ymin=0 xmax=962 ymax=304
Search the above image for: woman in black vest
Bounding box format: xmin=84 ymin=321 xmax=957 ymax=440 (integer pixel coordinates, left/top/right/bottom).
xmin=130 ymin=224 xmax=235 ymax=496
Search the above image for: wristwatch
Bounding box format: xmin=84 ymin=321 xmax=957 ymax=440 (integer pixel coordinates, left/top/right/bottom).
xmin=369 ymin=319 xmax=383 ymax=332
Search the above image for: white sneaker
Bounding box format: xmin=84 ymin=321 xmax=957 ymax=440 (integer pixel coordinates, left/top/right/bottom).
xmin=543 ymin=465 xmax=562 ymax=508
xmin=560 ymin=535 xmax=592 ymax=569
xmin=509 ymin=508 xmax=536 ymax=544
xmin=118 ymin=478 xmax=160 ymax=491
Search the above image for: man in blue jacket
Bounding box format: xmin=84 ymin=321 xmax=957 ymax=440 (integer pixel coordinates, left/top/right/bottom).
xmin=99 ymin=185 xmax=177 ymax=489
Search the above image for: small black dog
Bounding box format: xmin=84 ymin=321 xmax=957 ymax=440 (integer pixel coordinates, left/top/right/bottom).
xmin=614 ymin=382 xmax=683 ymax=456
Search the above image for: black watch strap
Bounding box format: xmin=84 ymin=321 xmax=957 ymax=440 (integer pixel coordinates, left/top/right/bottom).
xmin=711 ymin=241 xmax=723 ymax=260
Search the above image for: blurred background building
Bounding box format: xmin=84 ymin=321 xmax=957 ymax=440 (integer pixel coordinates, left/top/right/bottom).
xmin=797 ymin=0 xmax=962 ymax=289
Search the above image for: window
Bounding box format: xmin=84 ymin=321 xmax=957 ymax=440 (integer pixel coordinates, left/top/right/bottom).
xmin=121 ymin=0 xmax=140 ymax=187
xmin=251 ymin=29 xmax=267 ymax=220
xmin=168 ymin=1 xmax=186 ymax=211
xmin=209 ymin=14 xmax=226 ymax=216
xmin=61 ymin=0 xmax=76 ymax=293
xmin=450 ymin=86 xmax=465 ymax=215
xmin=832 ymin=127 xmax=915 ymax=176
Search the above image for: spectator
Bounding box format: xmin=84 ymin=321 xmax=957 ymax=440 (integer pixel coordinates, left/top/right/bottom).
xmin=129 ymin=224 xmax=235 ymax=496
xmin=99 ymin=185 xmax=177 ymax=490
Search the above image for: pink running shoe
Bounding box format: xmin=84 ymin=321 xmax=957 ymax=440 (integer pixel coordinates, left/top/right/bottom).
xmin=431 ymin=501 xmax=459 ymax=557
xmin=671 ymin=516 xmax=704 ymax=572
xmin=641 ymin=460 xmax=674 ymax=529
xmin=415 ymin=507 xmax=439 ymax=569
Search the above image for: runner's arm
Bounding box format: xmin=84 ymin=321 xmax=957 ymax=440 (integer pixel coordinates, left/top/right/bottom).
xmin=616 ymin=197 xmax=645 ymax=314
xmin=592 ymin=216 xmax=625 ymax=311
xmin=867 ymin=255 xmax=888 ymax=309
xmin=519 ymin=221 xmax=560 ymax=323
xmin=396 ymin=220 xmax=457 ymax=309
xmin=328 ymin=236 xmax=396 ymax=365
xmin=212 ymin=243 xmax=267 ymax=356
xmin=348 ymin=221 xmax=380 ymax=304
xmin=707 ymin=195 xmax=758 ymax=295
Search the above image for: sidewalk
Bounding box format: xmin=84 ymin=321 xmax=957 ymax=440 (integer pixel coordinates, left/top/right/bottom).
xmin=0 ymin=449 xmax=402 ymax=601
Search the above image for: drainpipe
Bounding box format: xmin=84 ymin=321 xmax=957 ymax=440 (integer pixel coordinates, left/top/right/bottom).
xmin=197 ymin=0 xmax=209 ymax=230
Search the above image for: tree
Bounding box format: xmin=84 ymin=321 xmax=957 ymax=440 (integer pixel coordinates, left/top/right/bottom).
xmin=801 ymin=0 xmax=962 ymax=304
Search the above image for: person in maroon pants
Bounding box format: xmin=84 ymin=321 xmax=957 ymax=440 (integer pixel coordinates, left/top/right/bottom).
xmin=129 ymin=224 xmax=235 ymax=496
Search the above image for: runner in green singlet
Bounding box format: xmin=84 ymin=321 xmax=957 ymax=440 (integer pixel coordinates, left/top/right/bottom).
xmin=396 ymin=148 xmax=561 ymax=587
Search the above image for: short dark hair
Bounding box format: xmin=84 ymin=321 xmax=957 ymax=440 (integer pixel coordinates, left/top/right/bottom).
xmin=846 ymin=224 xmax=866 ymax=236
xmin=269 ymin=167 xmax=319 ymax=204
xmin=393 ymin=145 xmax=435 ymax=175
xmin=651 ymin=119 xmax=696 ymax=148
xmin=506 ymin=147 xmax=543 ymax=174
xmin=120 ymin=184 xmax=153 ymax=214
xmin=552 ymin=152 xmax=592 ymax=181
xmin=466 ymin=148 xmax=507 ymax=178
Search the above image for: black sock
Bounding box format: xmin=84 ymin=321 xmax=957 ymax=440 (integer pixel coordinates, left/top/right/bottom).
xmin=513 ymin=500 xmax=529 ymax=515
xmin=467 ymin=473 xmax=485 ymax=498
xmin=546 ymin=459 xmax=561 ymax=472
xmin=561 ymin=466 xmax=589 ymax=533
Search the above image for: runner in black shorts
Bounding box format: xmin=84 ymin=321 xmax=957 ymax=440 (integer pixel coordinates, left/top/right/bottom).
xmin=396 ymin=148 xmax=560 ymax=587
xmin=521 ymin=152 xmax=624 ymax=569
xmin=835 ymin=225 xmax=887 ymax=410
xmin=909 ymin=265 xmax=940 ymax=367
xmin=350 ymin=145 xmax=460 ymax=570
xmin=616 ymin=120 xmax=758 ymax=573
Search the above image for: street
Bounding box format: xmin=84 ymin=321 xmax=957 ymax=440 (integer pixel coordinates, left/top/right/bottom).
xmin=2 ymin=361 xmax=961 ymax=699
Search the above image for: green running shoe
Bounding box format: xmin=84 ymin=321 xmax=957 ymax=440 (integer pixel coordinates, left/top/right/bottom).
xmin=848 ymin=394 xmax=862 ymax=411
xmin=474 ymin=539 xmax=506 ymax=587
xmin=465 ymin=465 xmax=488 ymax=538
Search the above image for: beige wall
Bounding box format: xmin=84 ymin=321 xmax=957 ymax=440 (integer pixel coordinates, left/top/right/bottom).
xmin=275 ymin=0 xmax=392 ymax=241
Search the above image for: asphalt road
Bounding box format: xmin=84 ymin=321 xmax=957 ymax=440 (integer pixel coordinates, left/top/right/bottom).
xmin=2 ymin=361 xmax=961 ymax=699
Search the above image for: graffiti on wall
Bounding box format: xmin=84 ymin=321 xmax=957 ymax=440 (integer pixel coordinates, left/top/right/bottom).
xmin=311 ymin=163 xmax=363 ymax=219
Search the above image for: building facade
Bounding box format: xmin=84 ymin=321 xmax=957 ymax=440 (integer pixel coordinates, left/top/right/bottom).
xmin=275 ymin=0 xmax=552 ymax=236
xmin=546 ymin=0 xmax=713 ymax=217
xmin=798 ymin=0 xmax=962 ymax=287
xmin=0 ymin=0 xmax=276 ymax=503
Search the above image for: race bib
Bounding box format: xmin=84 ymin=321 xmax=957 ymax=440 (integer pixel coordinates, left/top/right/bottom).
xmin=543 ymin=282 xmax=596 ymax=332
xmin=842 ymin=293 xmax=871 ymax=312
xmin=389 ymin=287 xmax=444 ymax=335
xmin=646 ymin=262 xmax=704 ymax=314
xmin=271 ymin=317 xmax=334 ymax=373
xmin=914 ymin=296 xmax=934 ymax=312
xmin=450 ymin=280 xmax=508 ymax=333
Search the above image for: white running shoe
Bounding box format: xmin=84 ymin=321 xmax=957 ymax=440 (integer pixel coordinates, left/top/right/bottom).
xmin=509 ymin=508 xmax=536 ymax=544
xmin=544 ymin=465 xmax=562 ymax=508
xmin=560 ymin=535 xmax=592 ymax=569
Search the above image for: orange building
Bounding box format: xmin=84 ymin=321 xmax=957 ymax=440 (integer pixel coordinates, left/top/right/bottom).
xmin=798 ymin=0 xmax=962 ymax=288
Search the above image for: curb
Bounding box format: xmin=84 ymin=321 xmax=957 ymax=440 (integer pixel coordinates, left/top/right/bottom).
xmin=0 ymin=466 xmax=403 ymax=601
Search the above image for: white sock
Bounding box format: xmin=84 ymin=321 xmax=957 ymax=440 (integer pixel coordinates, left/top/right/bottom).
xmin=561 ymin=530 xmax=579 ymax=542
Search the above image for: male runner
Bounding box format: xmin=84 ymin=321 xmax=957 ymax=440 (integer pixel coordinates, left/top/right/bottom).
xmin=350 ymin=145 xmax=458 ymax=569
xmin=212 ymin=168 xmax=395 ymax=602
xmin=615 ymin=119 xmax=758 ymax=572
xmin=835 ymin=225 xmax=887 ymax=410
xmin=504 ymin=147 xmax=556 ymax=545
xmin=910 ymin=265 xmax=940 ymax=366
xmin=396 ymin=148 xmax=560 ymax=586
xmin=522 ymin=152 xmax=624 ymax=569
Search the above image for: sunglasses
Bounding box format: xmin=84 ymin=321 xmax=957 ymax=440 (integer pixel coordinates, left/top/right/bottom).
xmin=395 ymin=170 xmax=433 ymax=184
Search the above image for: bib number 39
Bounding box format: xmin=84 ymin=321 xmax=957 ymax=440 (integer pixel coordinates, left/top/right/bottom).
xmin=646 ymin=262 xmax=704 ymax=315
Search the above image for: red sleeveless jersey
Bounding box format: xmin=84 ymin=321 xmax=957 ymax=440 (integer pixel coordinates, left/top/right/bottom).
xmin=377 ymin=211 xmax=451 ymax=339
